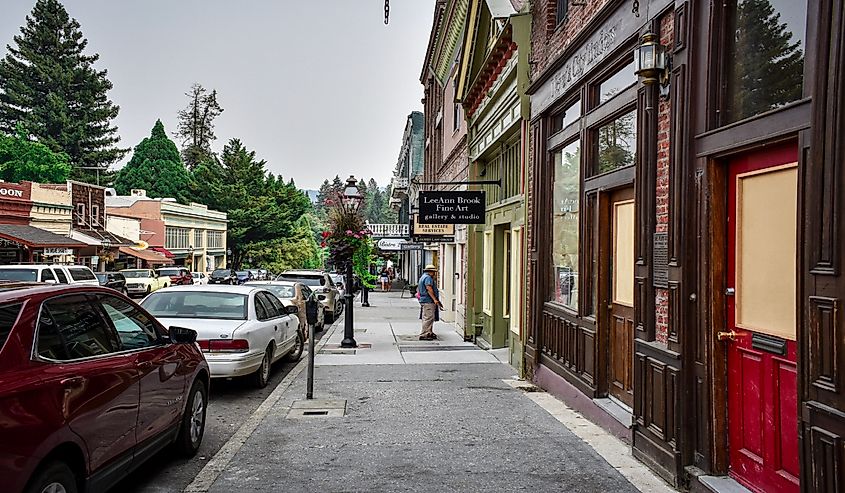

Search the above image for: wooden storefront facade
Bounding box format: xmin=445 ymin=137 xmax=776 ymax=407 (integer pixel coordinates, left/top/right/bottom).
xmin=524 ymin=0 xmax=845 ymax=491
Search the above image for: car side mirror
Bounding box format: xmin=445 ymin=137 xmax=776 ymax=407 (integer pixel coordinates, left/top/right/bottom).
xmin=285 ymin=305 xmax=299 ymax=315
xmin=169 ymin=326 xmax=197 ymax=344
xmin=336 ymin=282 xmax=343 ymax=288
xmin=44 ymin=279 xmax=58 ymax=284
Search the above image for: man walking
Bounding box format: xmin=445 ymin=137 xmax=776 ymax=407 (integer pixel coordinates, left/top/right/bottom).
xmin=418 ymin=264 xmax=443 ymax=340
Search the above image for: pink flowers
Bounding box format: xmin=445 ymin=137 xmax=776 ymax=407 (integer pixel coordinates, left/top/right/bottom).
xmin=321 ymin=231 xmax=331 ymax=239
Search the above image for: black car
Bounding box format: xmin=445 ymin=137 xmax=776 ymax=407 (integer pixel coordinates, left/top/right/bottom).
xmin=209 ymin=268 xmax=238 ymax=284
xmin=95 ymin=272 xmax=128 ymax=294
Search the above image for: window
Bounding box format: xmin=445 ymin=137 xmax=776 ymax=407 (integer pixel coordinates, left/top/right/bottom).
xmin=483 ymin=231 xmax=493 ymax=314
xmin=165 ymin=227 xmax=190 ymax=249
xmin=597 ymin=57 xmax=637 ymax=105
xmin=0 ymin=268 xmax=38 ymax=282
xmin=142 ymin=291 xmax=248 ymax=320
xmin=76 ymin=203 xmax=86 ymax=226
xmin=68 ymin=267 xmax=96 ymax=282
xmin=207 ymin=231 xmax=224 ymax=249
xmin=91 ymin=205 xmax=100 ymax=226
xmin=552 ymin=139 xmax=581 ymax=310
xmin=596 ymin=109 xmax=637 ymax=174
xmin=254 ymin=293 xmax=272 ymax=321
xmin=724 ymin=0 xmax=806 ymax=124
xmin=38 ymin=296 xmax=120 ymax=360
xmin=194 ymin=229 xmax=204 ymax=248
xmin=264 ymin=293 xmax=286 ymax=318
xmin=54 ymin=268 xmax=68 ymax=284
xmin=503 ymin=230 xmax=511 ymax=318
xmin=98 ymin=295 xmax=159 ymax=350
xmin=453 ymin=77 xmax=461 ymax=132
xmin=0 ymin=303 xmax=22 ymax=352
xmin=40 ymin=269 xmax=56 ymax=283
xmin=552 ymin=99 xmax=581 ymax=134
xmin=556 ymin=0 xmax=569 ymax=26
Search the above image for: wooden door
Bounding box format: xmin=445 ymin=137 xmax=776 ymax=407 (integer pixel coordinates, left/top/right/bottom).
xmin=726 ymin=149 xmax=799 ymax=493
xmin=608 ymin=187 xmax=635 ymax=408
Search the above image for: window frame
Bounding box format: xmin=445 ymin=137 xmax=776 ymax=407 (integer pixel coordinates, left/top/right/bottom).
xmin=556 ymin=0 xmax=569 ymax=27
xmin=33 ymin=294 xmax=125 ymax=363
xmin=96 ymin=293 xmax=163 ymax=351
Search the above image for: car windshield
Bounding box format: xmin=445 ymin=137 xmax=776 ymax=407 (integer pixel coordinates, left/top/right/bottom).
xmin=262 ymin=285 xmax=295 ymax=299
xmin=192 ymin=273 xmax=201 ymax=278
xmin=121 ymin=270 xmax=151 ymax=278
xmin=142 ymin=291 xmax=248 ymax=320
xmin=211 ymin=270 xmax=230 ymax=276
xmin=95 ymin=273 xmax=108 ymax=282
xmin=236 ymin=271 xmax=249 ymax=277
xmin=158 ymin=269 xmax=180 ymax=276
xmin=277 ymin=275 xmax=323 ymax=287
xmin=0 ymin=268 xmax=38 ymax=282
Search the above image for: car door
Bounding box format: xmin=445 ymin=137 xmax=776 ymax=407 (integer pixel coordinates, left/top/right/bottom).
xmin=35 ymin=294 xmax=140 ymax=477
xmin=254 ymin=292 xmax=288 ymax=355
xmin=96 ymin=294 xmax=188 ymax=448
xmin=264 ymin=292 xmax=295 ymax=343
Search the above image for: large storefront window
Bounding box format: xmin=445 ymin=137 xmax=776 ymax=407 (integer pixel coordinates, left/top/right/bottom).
xmin=597 ymin=110 xmax=637 ymax=174
xmin=725 ymin=0 xmax=806 ymax=123
xmin=552 ymin=139 xmax=581 ymax=310
xmin=598 ymin=58 xmax=636 ymax=104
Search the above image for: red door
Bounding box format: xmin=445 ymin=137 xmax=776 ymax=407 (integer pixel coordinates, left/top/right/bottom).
xmin=726 ymin=145 xmax=799 ymax=493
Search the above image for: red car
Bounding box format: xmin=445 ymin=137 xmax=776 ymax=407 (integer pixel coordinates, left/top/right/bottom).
xmin=0 ymin=284 xmax=209 ymax=493
xmin=156 ymin=267 xmax=193 ymax=286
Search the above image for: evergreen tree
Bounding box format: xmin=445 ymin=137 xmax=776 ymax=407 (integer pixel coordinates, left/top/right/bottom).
xmin=0 ymin=0 xmax=127 ymax=182
xmin=0 ymin=124 xmax=71 ymax=183
xmin=113 ymin=120 xmax=192 ymax=203
xmin=730 ymin=0 xmax=804 ymax=121
xmin=176 ymin=83 xmax=223 ymax=169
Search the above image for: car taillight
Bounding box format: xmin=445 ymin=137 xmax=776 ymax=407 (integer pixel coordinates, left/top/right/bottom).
xmin=198 ymin=339 xmax=249 ymax=353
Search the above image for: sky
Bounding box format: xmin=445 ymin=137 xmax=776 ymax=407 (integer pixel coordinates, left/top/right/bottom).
xmin=0 ymin=0 xmax=434 ymax=190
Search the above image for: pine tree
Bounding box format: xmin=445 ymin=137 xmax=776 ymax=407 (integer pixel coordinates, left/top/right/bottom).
xmin=176 ymin=83 xmax=223 ymax=169
xmin=113 ymin=120 xmax=192 ymax=203
xmin=0 ymin=0 xmax=127 ymax=183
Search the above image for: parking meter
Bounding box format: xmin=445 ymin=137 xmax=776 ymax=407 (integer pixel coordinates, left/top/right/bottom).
xmin=305 ymin=293 xmax=320 ymax=326
xmin=305 ymin=292 xmax=318 ymax=399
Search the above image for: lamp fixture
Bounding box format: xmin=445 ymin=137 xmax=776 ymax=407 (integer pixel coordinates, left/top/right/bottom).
xmin=341 ymin=176 xmax=364 ymax=215
xmin=634 ymin=31 xmax=671 ymax=94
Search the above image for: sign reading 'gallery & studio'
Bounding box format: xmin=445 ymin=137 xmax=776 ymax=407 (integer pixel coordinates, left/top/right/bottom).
xmin=418 ymin=191 xmax=486 ymax=224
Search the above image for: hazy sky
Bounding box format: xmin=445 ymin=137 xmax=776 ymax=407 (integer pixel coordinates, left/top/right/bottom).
xmin=0 ymin=0 xmax=434 ymax=190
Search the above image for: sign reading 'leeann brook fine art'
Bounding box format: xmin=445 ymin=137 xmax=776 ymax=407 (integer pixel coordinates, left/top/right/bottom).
xmin=418 ymin=191 xmax=486 ymax=224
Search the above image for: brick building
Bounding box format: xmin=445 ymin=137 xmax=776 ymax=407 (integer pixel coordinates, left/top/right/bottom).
xmin=523 ymin=0 xmax=843 ymax=492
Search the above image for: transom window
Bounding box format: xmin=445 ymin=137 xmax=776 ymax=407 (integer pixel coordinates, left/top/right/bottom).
xmin=596 ymin=109 xmax=637 ymax=174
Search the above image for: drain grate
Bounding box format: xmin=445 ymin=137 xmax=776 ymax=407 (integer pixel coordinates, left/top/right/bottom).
xmin=319 ymin=349 xmax=356 ymax=355
xmin=302 ymin=410 xmax=329 ymax=416
xmin=286 ymin=399 xmax=347 ymax=419
xmin=400 ymin=346 xmax=480 ymax=352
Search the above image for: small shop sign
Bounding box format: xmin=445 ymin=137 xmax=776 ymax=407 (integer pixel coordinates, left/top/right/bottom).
xmin=418 ymin=191 xmax=485 ymax=224
xmin=400 ymin=242 xmax=424 ymax=251
xmin=0 ymin=187 xmax=24 ymax=198
xmin=43 ymin=248 xmax=73 ymax=256
xmin=376 ymin=238 xmax=407 ymax=251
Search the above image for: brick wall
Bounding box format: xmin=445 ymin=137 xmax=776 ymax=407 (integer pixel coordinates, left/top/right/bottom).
xmin=654 ymin=12 xmax=674 ymax=345
xmin=530 ymin=0 xmax=612 ymax=80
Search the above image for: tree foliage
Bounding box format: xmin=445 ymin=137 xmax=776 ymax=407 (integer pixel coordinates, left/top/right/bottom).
xmin=113 ymin=120 xmax=192 ymax=202
xmin=0 ymin=0 xmax=127 ymax=182
xmin=176 ymin=83 xmax=223 ymax=169
xmin=0 ymin=124 xmax=71 ymax=183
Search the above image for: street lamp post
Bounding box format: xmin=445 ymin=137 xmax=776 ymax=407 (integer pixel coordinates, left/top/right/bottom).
xmin=340 ymin=176 xmax=364 ymax=348
xmin=100 ymin=238 xmax=111 ymax=272
xmin=361 ymin=262 xmax=372 ymax=307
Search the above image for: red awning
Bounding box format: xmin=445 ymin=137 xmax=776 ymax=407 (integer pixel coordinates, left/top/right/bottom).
xmin=119 ymin=247 xmax=174 ymax=265
xmin=151 ymin=247 xmax=174 ymax=258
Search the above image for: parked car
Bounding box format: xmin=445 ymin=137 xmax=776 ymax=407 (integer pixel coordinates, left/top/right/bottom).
xmin=192 ymin=272 xmax=208 ymax=285
xmin=157 ymin=267 xmax=193 ymax=286
xmin=246 ymin=280 xmax=325 ymax=337
xmin=258 ymin=269 xmax=269 ymax=280
xmin=235 ymin=270 xmax=253 ymax=284
xmin=96 ymin=271 xmax=128 ymax=295
xmin=0 ymin=264 xmax=100 ymax=286
xmin=330 ymin=273 xmax=346 ymax=298
xmin=248 ymin=269 xmax=261 ymax=281
xmin=120 ymin=268 xmax=170 ymax=297
xmin=0 ymin=283 xmax=209 ymax=493
xmin=209 ymin=268 xmax=237 ymax=284
xmin=142 ymin=285 xmax=302 ymax=387
xmin=277 ymin=270 xmax=341 ymax=322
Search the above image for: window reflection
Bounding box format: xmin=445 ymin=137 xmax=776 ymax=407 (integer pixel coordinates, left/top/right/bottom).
xmin=553 ymin=99 xmax=581 ymax=133
xmin=597 ymin=110 xmax=637 ymax=174
xmin=598 ymin=59 xmax=637 ymax=105
xmin=725 ymin=0 xmax=805 ymax=123
xmin=553 ymin=139 xmax=581 ymax=310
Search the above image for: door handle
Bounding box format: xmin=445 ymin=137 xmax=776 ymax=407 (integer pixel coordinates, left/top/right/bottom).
xmin=717 ymin=330 xmax=737 ymax=341
xmin=274 ymin=325 xmax=278 ymax=331
xmin=138 ymin=360 xmax=153 ymax=370
xmin=60 ymin=376 xmax=84 ymax=388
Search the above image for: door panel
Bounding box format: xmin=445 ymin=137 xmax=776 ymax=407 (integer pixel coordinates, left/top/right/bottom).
xmin=608 ymin=188 xmax=635 ymax=408
xmin=727 ymin=150 xmax=799 ymax=493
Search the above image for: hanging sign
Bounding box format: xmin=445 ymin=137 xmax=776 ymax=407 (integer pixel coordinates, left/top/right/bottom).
xmin=43 ymin=248 xmax=73 ymax=256
xmin=400 ymin=242 xmax=424 ymax=251
xmin=377 ymin=238 xmax=407 ymax=251
xmin=418 ymin=191 xmax=486 ymax=224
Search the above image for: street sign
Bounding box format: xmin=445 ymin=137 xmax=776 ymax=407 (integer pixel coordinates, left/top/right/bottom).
xmin=43 ymin=248 xmax=72 ymax=256
xmin=418 ymin=191 xmax=485 ymax=224
xmin=411 ymin=215 xmax=454 ymax=236
xmin=400 ymin=242 xmax=424 ymax=251
xmin=377 ymin=238 xmax=407 ymax=251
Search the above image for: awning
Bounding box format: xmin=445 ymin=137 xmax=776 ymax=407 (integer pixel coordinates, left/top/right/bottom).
xmin=486 ymin=0 xmax=517 ymax=18
xmin=72 ymin=229 xmax=134 ymax=247
xmin=0 ymin=225 xmax=85 ymax=248
xmin=119 ymin=246 xmax=174 ymax=265
xmin=151 ymin=247 xmax=174 ymax=258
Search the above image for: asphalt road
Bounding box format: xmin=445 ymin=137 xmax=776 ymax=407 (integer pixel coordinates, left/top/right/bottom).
xmin=112 ymin=327 xmax=328 ymax=493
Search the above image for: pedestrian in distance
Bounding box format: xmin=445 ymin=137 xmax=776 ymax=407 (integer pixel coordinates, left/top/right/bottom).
xmin=417 ymin=264 xmax=443 ymax=340
xmin=379 ymin=267 xmax=389 ymax=292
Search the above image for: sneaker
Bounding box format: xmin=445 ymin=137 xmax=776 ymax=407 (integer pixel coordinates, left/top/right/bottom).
xmin=419 ymin=333 xmax=435 ymax=340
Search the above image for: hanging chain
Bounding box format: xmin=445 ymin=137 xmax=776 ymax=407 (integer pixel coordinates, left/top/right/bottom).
xmin=632 ymin=0 xmax=640 ymax=17
xmin=384 ymin=0 xmax=390 ymax=24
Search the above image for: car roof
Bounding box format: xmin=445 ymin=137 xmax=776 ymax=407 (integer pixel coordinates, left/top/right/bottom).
xmin=0 ymin=264 xmax=63 ymax=269
xmin=151 ymin=284 xmax=261 ymax=295
xmin=0 ymin=283 xmax=117 ymax=304
xmin=120 ymin=268 xmax=151 ymax=271
xmin=280 ymin=270 xmax=324 ymax=276
xmin=245 ymin=280 xmax=296 ymax=286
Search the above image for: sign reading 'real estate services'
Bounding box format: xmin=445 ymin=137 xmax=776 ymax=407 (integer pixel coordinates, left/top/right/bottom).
xmin=418 ymin=191 xmax=486 ymax=224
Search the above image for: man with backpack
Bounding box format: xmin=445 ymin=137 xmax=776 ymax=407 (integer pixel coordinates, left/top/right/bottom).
xmin=418 ymin=264 xmax=443 ymax=340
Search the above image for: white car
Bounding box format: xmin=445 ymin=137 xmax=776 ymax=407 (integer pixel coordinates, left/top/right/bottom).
xmin=192 ymin=272 xmax=208 ymax=285
xmin=141 ymin=285 xmax=303 ymax=387
xmin=120 ymin=268 xmax=170 ymax=297
xmin=0 ymin=264 xmax=99 ymax=286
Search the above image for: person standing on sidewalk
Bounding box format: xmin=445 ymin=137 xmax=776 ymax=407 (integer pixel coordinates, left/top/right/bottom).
xmin=418 ymin=264 xmax=443 ymax=340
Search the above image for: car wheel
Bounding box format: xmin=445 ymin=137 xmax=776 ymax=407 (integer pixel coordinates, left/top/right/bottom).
xmin=250 ymin=345 xmax=273 ymax=388
xmin=175 ymin=379 xmax=207 ymax=457
xmin=285 ymin=331 xmax=304 ymax=362
xmin=24 ymin=461 xmax=78 ymax=493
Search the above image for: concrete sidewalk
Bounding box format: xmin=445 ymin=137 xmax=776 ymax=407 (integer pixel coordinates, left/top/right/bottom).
xmin=188 ymin=292 xmax=675 ymax=493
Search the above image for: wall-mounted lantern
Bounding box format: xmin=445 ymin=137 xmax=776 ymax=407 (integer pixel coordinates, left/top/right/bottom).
xmin=634 ymin=31 xmax=671 ymax=96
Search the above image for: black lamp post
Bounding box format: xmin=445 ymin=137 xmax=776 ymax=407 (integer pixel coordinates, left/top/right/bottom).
xmin=100 ymin=238 xmax=111 ymax=272
xmin=340 ymin=176 xmax=363 ymax=348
